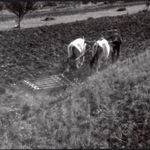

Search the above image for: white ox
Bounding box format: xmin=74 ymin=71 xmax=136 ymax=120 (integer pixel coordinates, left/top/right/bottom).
xmin=67 ymin=38 xmax=87 ymax=69
xmin=90 ymin=37 xmax=111 ymax=71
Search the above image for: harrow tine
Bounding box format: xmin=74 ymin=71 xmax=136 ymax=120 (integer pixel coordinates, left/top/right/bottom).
xmin=38 ymin=83 xmax=59 ymax=87
xmin=35 ymin=80 xmax=58 ymax=86
xmin=36 ymin=76 xmax=61 ymax=82
xmin=59 ymin=79 xmax=69 ymax=85
xmin=34 ymin=82 xmax=63 ymax=90
xmin=60 ymin=74 xmax=76 ymax=85
xmin=35 ymin=79 xmax=56 ymax=85
xmin=38 ymin=78 xmax=62 ymax=84
xmin=36 ymin=81 xmax=54 ymax=85
xmin=35 ymin=76 xmax=62 ymax=85
xmin=37 ymin=82 xmax=64 ymax=88
xmin=37 ymin=79 xmax=65 ymax=88
xmin=39 ymin=79 xmax=61 ymax=84
xmin=23 ymin=80 xmax=40 ymax=90
xmin=39 ymin=84 xmax=66 ymax=89
xmin=22 ymin=73 xmax=76 ymax=90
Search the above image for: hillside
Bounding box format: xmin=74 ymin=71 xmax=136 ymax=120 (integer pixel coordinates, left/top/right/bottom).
xmin=0 ymin=49 xmax=150 ymax=148
xmin=0 ymin=10 xmax=150 ymax=148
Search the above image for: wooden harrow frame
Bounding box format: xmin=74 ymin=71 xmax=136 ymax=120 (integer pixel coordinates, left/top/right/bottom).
xmin=22 ymin=73 xmax=77 ymax=91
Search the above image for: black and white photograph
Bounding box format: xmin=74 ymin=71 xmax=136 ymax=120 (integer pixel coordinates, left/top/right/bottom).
xmin=0 ymin=0 xmax=149 ymax=149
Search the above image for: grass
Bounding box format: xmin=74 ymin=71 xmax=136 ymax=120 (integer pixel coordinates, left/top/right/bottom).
xmin=0 ymin=49 xmax=150 ymax=148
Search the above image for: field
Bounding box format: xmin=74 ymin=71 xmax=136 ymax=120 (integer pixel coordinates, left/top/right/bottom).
xmin=0 ymin=11 xmax=150 ymax=84
xmin=0 ymin=11 xmax=150 ymax=148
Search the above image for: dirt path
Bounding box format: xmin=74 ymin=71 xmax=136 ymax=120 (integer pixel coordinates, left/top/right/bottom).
xmin=0 ymin=4 xmax=146 ymax=31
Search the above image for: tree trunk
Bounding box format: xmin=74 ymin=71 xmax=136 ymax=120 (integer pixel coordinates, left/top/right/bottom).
xmin=15 ymin=15 xmax=23 ymax=29
xmin=18 ymin=16 xmax=21 ymax=29
xmin=145 ymin=1 xmax=150 ymax=11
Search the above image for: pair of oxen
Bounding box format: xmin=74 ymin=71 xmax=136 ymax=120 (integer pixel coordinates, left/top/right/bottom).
xmin=66 ymin=32 xmax=122 ymax=72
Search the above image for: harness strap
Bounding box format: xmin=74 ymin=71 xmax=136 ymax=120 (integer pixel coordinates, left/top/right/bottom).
xmin=75 ymin=52 xmax=85 ymax=61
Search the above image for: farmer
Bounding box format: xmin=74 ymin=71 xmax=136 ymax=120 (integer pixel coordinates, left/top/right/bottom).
xmin=66 ymin=37 xmax=88 ymax=71
xmin=90 ymin=36 xmax=111 ymax=72
xmin=110 ymin=31 xmax=122 ymax=62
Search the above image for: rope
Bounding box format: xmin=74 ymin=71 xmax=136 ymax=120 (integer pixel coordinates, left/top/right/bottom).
xmin=60 ymin=73 xmax=77 ymax=86
xmin=75 ymin=52 xmax=85 ymax=61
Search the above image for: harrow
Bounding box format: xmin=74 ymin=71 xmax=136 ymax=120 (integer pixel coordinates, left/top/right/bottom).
xmin=22 ymin=73 xmax=77 ymax=91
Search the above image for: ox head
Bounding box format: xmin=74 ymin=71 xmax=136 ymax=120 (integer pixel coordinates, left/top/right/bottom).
xmin=91 ymin=42 xmax=98 ymax=58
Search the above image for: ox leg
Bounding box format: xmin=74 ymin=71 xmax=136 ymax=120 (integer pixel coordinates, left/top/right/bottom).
xmin=82 ymin=56 xmax=85 ymax=64
xmin=76 ymin=60 xmax=80 ymax=69
xmin=96 ymin=60 xmax=100 ymax=72
xmin=80 ymin=56 xmax=85 ymax=66
xmin=116 ymin=45 xmax=120 ymax=60
xmin=66 ymin=57 xmax=71 ymax=72
xmin=111 ymin=49 xmax=116 ymax=63
xmin=90 ymin=48 xmax=102 ymax=72
xmin=96 ymin=51 xmax=102 ymax=72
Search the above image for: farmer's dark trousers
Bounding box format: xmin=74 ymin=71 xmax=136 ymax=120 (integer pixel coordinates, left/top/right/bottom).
xmin=112 ymin=45 xmax=120 ymax=62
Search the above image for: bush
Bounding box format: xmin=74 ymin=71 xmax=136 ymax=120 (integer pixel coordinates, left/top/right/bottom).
xmin=117 ymin=7 xmax=126 ymax=11
xmin=5 ymin=0 xmax=37 ymax=28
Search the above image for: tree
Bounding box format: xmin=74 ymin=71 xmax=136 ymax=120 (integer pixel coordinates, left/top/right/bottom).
xmin=0 ymin=2 xmax=4 ymax=21
xmin=0 ymin=2 xmax=4 ymax=11
xmin=44 ymin=1 xmax=57 ymax=7
xmin=5 ymin=0 xmax=37 ymax=29
xmin=145 ymin=0 xmax=150 ymax=11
